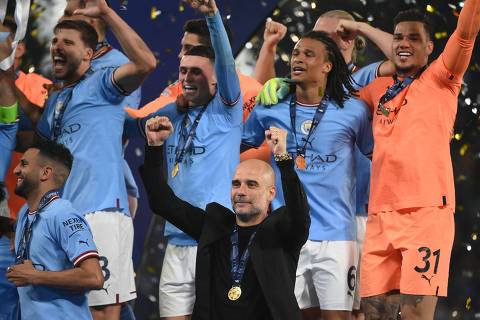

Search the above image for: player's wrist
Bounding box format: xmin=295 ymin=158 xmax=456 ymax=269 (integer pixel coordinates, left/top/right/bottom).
xmin=147 ymin=137 xmax=165 ymax=147
xmin=274 ymin=152 xmax=291 ymax=162
xmin=357 ymin=22 xmax=371 ymax=36
xmin=28 ymin=269 xmax=40 ymax=285
xmin=263 ymin=40 xmax=278 ymax=51
xmin=206 ymin=8 xmax=218 ymax=17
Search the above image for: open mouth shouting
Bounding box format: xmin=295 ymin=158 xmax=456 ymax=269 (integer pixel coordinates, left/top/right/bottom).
xmin=291 ymin=66 xmax=306 ymax=76
xmin=52 ymin=53 xmax=67 ymax=73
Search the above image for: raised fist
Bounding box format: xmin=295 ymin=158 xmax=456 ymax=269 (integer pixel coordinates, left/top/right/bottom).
xmin=265 ymin=126 xmax=288 ymax=156
xmin=145 ymin=116 xmax=174 ymax=146
xmin=263 ymin=20 xmax=287 ymax=48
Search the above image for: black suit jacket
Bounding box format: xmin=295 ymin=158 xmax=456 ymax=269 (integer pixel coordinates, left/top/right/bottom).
xmin=140 ymin=146 xmax=310 ymax=320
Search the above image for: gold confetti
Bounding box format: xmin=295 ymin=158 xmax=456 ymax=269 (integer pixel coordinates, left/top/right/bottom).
xmin=460 ymin=144 xmax=469 ymax=156
xmin=151 ymin=7 xmax=161 ymax=20
xmin=426 ymin=4 xmax=435 ymax=13
xmin=434 ymin=31 xmax=448 ymax=39
xmin=466 ymin=297 xmax=472 ymax=310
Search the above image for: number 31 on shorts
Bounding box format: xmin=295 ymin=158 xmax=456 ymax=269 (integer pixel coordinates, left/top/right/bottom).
xmin=414 ymin=247 xmax=440 ymax=274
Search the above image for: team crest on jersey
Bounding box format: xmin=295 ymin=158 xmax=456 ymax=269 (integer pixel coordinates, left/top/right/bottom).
xmin=301 ymin=120 xmax=312 ymax=135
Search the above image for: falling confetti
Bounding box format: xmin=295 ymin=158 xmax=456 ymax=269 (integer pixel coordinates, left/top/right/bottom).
xmin=151 ymin=6 xmax=162 ymax=20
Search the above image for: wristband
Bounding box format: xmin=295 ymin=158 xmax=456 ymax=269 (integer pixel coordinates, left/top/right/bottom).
xmin=274 ymin=152 xmax=292 ymax=162
xmin=0 ymin=102 xmax=18 ymax=124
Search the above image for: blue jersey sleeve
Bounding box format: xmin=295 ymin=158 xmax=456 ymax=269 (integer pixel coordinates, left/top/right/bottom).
xmin=352 ymin=61 xmax=382 ymax=90
xmin=0 ymin=122 xmax=18 ymax=181
xmin=124 ymin=87 xmax=141 ymax=110
xmin=55 ymin=210 xmax=98 ymax=267
xmin=100 ymin=67 xmax=128 ymax=104
xmin=352 ymin=100 xmax=374 ymax=157
xmin=207 ymin=12 xmax=241 ymax=107
xmin=242 ymin=106 xmax=267 ymax=148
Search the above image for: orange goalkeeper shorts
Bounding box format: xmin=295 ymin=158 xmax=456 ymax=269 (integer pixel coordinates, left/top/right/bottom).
xmin=360 ymin=206 xmax=454 ymax=297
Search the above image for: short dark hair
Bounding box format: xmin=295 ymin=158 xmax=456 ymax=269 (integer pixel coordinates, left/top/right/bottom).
xmin=184 ymin=45 xmax=215 ymax=63
xmin=394 ymin=9 xmax=433 ymax=40
xmin=2 ymin=16 xmax=17 ymax=34
xmin=300 ymin=31 xmax=357 ymax=107
xmin=53 ymin=19 xmax=98 ymax=51
xmin=31 ymin=139 xmax=73 ymax=186
xmin=184 ymin=18 xmax=233 ymax=47
xmin=32 ymin=139 xmax=73 ymax=171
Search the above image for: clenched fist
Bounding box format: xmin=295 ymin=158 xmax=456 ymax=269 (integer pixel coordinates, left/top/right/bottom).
xmin=265 ymin=126 xmax=288 ymax=156
xmin=263 ymin=20 xmax=287 ymax=49
xmin=145 ymin=116 xmax=174 ymax=146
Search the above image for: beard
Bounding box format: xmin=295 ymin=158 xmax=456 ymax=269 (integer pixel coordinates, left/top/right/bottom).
xmin=14 ymin=176 xmax=38 ymax=199
xmin=235 ymin=211 xmax=262 ymax=223
xmin=233 ymin=204 xmax=263 ymax=223
xmin=395 ymin=64 xmax=416 ymax=76
xmin=53 ymin=56 xmax=82 ymax=81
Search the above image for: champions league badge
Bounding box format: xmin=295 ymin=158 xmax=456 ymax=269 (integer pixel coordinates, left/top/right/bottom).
xmin=301 ymin=120 xmax=312 ymax=135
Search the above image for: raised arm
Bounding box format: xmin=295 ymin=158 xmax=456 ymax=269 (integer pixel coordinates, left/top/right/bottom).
xmin=337 ymin=19 xmax=393 ymax=60
xmin=0 ymin=27 xmax=17 ymax=112
xmin=188 ymin=0 xmax=240 ymax=105
xmin=266 ymin=128 xmax=310 ymax=249
xmin=139 ymin=116 xmax=205 ymax=241
xmin=74 ymin=0 xmax=156 ymax=94
xmin=0 ymin=122 xmax=17 ymax=180
xmin=7 ymin=258 xmax=103 ymax=290
xmin=254 ymin=20 xmax=287 ymax=84
xmin=442 ymin=0 xmax=480 ymax=77
xmin=336 ymin=19 xmax=396 ymax=77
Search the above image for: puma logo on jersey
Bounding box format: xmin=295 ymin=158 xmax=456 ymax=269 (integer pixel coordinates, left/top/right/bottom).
xmin=102 ymin=284 xmax=111 ymax=295
xmin=78 ymin=239 xmax=89 ymax=246
xmin=421 ymin=274 xmax=434 ymax=286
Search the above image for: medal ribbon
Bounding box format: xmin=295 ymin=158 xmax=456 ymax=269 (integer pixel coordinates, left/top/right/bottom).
xmin=174 ymin=106 xmax=207 ymax=168
xmin=289 ymin=94 xmax=328 ymax=159
xmin=230 ymin=225 xmax=257 ymax=287
xmin=15 ymin=190 xmax=60 ymax=264
xmin=377 ymin=76 xmax=414 ymax=116
xmin=51 ymin=68 xmax=95 ymax=141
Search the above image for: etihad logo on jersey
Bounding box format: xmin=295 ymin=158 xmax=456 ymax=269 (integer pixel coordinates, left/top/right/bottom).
xmin=300 ymin=152 xmax=337 ymax=171
xmin=376 ymin=99 xmax=408 ymax=125
xmin=57 ymin=123 xmax=82 ymax=146
xmin=166 ymin=144 xmax=206 ymax=167
xmin=166 ymin=144 xmax=206 ymax=156
xmin=61 ymin=123 xmax=81 ymax=135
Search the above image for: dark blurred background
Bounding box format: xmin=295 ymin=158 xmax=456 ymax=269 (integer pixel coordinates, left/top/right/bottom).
xmin=6 ymin=0 xmax=480 ymax=318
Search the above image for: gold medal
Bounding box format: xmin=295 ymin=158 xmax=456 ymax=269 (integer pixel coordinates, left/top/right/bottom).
xmin=171 ymin=163 xmax=179 ymax=178
xmin=379 ymin=103 xmax=390 ymax=117
xmin=227 ymin=286 xmax=242 ymax=301
xmin=295 ymin=155 xmax=307 ymax=170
